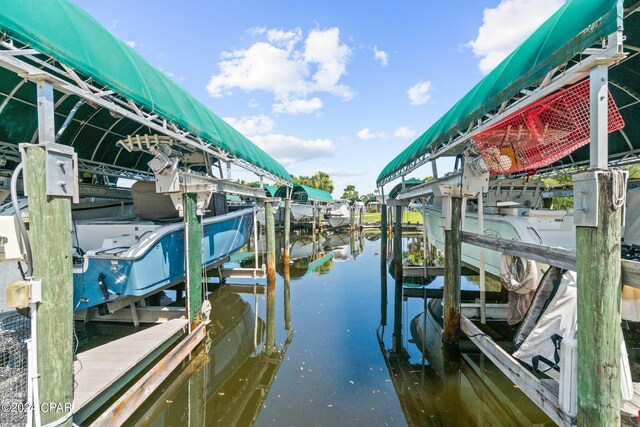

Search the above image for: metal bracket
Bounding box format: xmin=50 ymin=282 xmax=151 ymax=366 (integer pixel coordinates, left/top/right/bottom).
xmin=573 ymin=171 xmax=600 ymax=227
xmin=19 ymin=142 xmax=79 ymax=202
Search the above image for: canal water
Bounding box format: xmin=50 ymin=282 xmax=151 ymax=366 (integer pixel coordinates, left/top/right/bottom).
xmin=101 ymin=230 xmax=553 ymax=426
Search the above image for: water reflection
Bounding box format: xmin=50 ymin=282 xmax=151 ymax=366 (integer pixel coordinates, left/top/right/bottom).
xmin=378 ymin=234 xmax=554 ymax=426
xmin=123 ymin=230 xmax=551 ymax=426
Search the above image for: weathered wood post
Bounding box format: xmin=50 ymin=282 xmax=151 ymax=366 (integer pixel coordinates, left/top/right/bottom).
xmin=283 ymin=197 xmax=291 ymax=264
xmin=26 ymin=81 xmax=74 ymax=426
xmin=185 ymin=192 xmax=203 ymax=328
xmin=443 ymin=195 xmax=462 ymax=346
xmin=265 ymin=201 xmax=276 ymax=356
xmin=381 ymin=203 xmax=388 ymax=262
xmin=392 ymin=203 xmax=403 ymax=354
xmin=350 ymin=205 xmax=355 ymax=235
xmin=316 ymin=204 xmax=322 ymax=234
xmin=311 ymin=204 xmax=317 ymax=236
xmin=576 ymin=63 xmax=624 ymax=425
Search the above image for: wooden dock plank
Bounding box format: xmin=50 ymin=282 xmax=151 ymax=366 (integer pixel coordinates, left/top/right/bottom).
xmin=73 ymin=318 xmax=188 ymax=423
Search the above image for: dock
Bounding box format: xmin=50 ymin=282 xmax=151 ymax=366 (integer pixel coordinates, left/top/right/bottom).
xmin=73 ymin=318 xmax=189 ymax=423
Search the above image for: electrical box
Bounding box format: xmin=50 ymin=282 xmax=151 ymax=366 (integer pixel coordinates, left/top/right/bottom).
xmin=573 ymin=171 xmax=600 ymax=227
xmin=0 ymin=216 xmax=24 ymax=262
xmin=20 ymin=142 xmax=79 ymax=202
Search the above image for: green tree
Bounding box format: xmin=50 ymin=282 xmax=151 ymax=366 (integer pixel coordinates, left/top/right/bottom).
xmin=341 ymin=185 xmax=359 ymax=201
xmin=292 ymin=172 xmax=334 ymax=193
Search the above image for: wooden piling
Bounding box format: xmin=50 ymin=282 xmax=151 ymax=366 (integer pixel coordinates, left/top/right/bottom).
xmin=443 ymin=196 xmax=462 ymax=346
xmin=28 ymin=81 xmax=74 ymax=426
xmin=283 ymin=198 xmax=291 ymax=264
xmin=187 ymin=362 xmax=205 ymax=427
xmin=392 ymin=204 xmax=403 ymax=353
xmin=26 ymin=144 xmax=74 ymax=427
xmin=311 ymin=204 xmax=317 ymax=236
xmin=185 ymin=192 xmax=203 ymax=327
xmin=576 ymin=171 xmax=623 ymax=425
xmin=381 ymin=204 xmax=388 ymax=260
xmin=350 ymin=206 xmax=355 ymax=235
xmin=265 ymin=201 xmax=276 ymax=355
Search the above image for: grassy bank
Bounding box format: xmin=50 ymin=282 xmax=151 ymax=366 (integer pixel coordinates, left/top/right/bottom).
xmin=364 ymin=211 xmax=423 ymax=224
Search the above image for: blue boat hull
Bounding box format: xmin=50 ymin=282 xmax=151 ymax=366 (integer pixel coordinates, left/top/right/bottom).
xmin=73 ymin=209 xmax=253 ymax=311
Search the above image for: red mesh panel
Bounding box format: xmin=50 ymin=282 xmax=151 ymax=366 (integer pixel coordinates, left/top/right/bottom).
xmin=472 ymin=79 xmax=625 ymax=175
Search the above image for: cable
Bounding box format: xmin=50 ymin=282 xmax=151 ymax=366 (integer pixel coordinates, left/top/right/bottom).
xmin=11 ymin=163 xmax=32 ymax=277
xmin=612 ymin=168 xmax=627 ymax=210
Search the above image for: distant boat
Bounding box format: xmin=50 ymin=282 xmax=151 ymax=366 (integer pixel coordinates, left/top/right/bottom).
xmin=324 ymin=200 xmax=351 ymax=228
xmin=274 ymin=184 xmax=332 ymax=222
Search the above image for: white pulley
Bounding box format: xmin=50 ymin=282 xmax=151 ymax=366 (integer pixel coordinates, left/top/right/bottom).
xmin=201 ymin=299 xmax=212 ymax=324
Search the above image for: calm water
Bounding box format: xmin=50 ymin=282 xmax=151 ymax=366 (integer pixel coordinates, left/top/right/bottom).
xmin=103 ymin=230 xmax=552 ymax=426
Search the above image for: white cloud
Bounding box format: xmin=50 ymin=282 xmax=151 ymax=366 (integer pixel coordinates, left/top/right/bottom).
xmin=407 ymin=81 xmax=432 ymax=106
xmin=251 ymin=134 xmax=335 ymax=166
xmin=206 ymin=27 xmax=352 ymax=114
xmin=223 ymin=115 xmax=275 ymax=136
xmin=224 ymin=115 xmax=334 ymax=165
xmin=126 ymin=40 xmax=137 ymax=48
xmin=394 ymin=126 xmax=417 ymax=138
xmin=357 ymin=128 xmax=385 ymax=141
xmin=467 ymin=0 xmax=565 ymax=75
xmin=299 ymin=167 xmax=367 ymax=177
xmin=373 ymin=46 xmax=388 ymax=67
xmin=273 ymin=97 xmax=323 ymax=114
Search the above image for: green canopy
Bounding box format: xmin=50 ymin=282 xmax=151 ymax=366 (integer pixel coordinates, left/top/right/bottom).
xmin=389 ymin=179 xmax=424 ymax=199
xmin=275 ymin=184 xmax=333 ymax=202
xmin=0 ymin=0 xmax=291 ymax=182
xmin=263 ymin=185 xmax=278 ymax=197
xmin=378 ymin=0 xmax=626 ymax=185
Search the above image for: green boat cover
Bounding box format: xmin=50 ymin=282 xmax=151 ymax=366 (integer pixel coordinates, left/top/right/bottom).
xmin=275 ymin=184 xmax=333 ymax=202
xmin=378 ymin=0 xmax=624 ymax=185
xmin=263 ymin=185 xmax=278 ymax=197
xmin=0 ymin=0 xmax=291 ymax=182
xmin=388 ymin=178 xmax=424 ymax=199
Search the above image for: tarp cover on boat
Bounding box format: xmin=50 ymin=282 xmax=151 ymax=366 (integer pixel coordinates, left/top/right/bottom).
xmin=274 ymin=185 xmax=333 ymax=202
xmin=0 ymin=0 xmax=291 ymax=182
xmin=378 ymin=0 xmax=633 ymax=185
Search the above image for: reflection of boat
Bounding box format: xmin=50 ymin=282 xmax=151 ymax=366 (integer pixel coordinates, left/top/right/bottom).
xmin=323 ymin=233 xmax=350 ymax=261
xmin=423 ymin=178 xmax=574 ymax=278
xmin=324 ymin=200 xmax=350 ymax=228
xmin=404 ymin=300 xmax=554 ymax=426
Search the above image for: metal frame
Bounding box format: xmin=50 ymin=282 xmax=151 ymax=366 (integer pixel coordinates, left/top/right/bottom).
xmin=378 ymin=31 xmax=627 ymax=187
xmin=0 ymin=39 xmax=291 ymax=187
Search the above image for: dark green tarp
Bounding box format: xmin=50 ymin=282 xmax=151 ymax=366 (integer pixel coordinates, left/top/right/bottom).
xmin=275 ymin=184 xmax=333 ymax=202
xmin=378 ymin=0 xmax=625 ymax=185
xmin=0 ymin=0 xmax=291 ymax=182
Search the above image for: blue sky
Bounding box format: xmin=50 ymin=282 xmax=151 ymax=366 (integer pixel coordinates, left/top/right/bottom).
xmin=74 ymin=0 xmax=564 ymax=196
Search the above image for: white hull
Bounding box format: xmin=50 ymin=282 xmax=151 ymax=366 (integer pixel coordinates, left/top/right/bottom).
xmin=423 ymin=206 xmax=575 ymax=278
xmin=326 ymin=215 xmax=350 ymax=228
xmin=290 ymin=203 xmax=314 ymax=221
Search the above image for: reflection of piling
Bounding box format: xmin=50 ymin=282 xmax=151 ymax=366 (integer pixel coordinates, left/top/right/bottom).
xmin=576 ymin=169 xmax=624 ymax=425
xmin=187 ymin=361 xmax=206 ymax=427
xmin=442 ymin=347 xmax=461 ymax=426
xmin=284 ymin=260 xmax=291 ymax=331
xmin=392 ymin=204 xmax=403 ymax=353
xmin=283 ymin=199 xmax=291 ymax=264
xmin=265 ymin=201 xmax=276 ymax=355
xmin=443 ymin=196 xmax=462 ymax=346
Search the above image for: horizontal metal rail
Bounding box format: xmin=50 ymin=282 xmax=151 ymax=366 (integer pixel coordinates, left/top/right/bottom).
xmin=460 ymin=231 xmax=640 ymax=288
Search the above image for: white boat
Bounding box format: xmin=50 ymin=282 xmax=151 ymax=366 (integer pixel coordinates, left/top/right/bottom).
xmin=324 ymin=200 xmax=350 ymax=228
xmin=422 ymin=178 xmax=575 ymax=278
xmin=290 ymin=203 xmax=315 ymax=221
